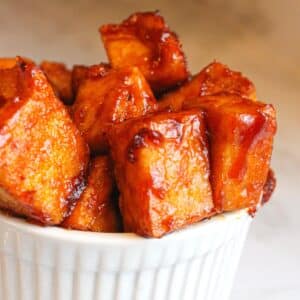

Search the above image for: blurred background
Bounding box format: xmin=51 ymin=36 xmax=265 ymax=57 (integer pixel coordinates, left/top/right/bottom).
xmin=1 ymin=0 xmax=299 ymax=299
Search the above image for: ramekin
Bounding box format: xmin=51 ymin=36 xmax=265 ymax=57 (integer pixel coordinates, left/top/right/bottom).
xmin=0 ymin=209 xmax=251 ymax=300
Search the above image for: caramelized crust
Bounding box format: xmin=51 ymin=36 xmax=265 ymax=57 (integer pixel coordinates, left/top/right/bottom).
xmin=183 ymin=94 xmax=276 ymax=212
xmin=0 ymin=57 xmax=89 ymax=224
xmin=159 ymin=61 xmax=256 ymax=111
xmin=108 ymin=110 xmax=213 ymax=238
xmin=72 ymin=66 xmax=157 ymax=153
xmin=71 ymin=63 xmax=110 ymax=96
xmin=100 ymin=11 xmax=189 ymax=93
xmin=40 ymin=61 xmax=73 ymax=105
xmin=63 ymin=156 xmax=121 ymax=232
xmin=262 ymin=169 xmax=276 ymax=205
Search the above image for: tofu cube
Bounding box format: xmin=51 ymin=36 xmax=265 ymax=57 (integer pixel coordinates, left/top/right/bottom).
xmin=100 ymin=11 xmax=189 ymax=93
xmin=72 ymin=66 xmax=157 ymax=153
xmin=159 ymin=61 xmax=256 ymax=111
xmin=108 ymin=110 xmax=213 ymax=238
xmin=183 ymin=94 xmax=277 ymax=212
xmin=63 ymin=156 xmax=121 ymax=232
xmin=40 ymin=61 xmax=73 ymax=105
xmin=0 ymin=57 xmax=89 ymax=224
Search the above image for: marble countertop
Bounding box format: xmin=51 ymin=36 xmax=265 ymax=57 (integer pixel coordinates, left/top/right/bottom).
xmin=0 ymin=1 xmax=299 ymax=299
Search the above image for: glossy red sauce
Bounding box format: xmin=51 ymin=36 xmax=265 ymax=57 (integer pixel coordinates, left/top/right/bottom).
xmin=228 ymin=112 xmax=266 ymax=180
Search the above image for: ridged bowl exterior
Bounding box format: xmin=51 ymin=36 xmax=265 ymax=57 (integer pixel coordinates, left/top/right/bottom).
xmin=0 ymin=210 xmax=251 ymax=300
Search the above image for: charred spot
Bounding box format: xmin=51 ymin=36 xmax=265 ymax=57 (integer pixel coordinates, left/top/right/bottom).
xmin=17 ymin=58 xmax=27 ymax=72
xmin=0 ymin=95 xmax=6 ymax=109
xmin=262 ymin=168 xmax=276 ymax=205
xmin=127 ymin=93 xmax=132 ymax=102
xmin=127 ymin=127 xmax=163 ymax=163
xmin=63 ymin=170 xmax=87 ymax=218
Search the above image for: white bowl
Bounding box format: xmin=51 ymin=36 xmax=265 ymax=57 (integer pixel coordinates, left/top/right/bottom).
xmin=0 ymin=209 xmax=251 ymax=300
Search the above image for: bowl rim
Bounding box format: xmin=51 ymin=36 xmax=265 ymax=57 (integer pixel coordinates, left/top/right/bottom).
xmin=0 ymin=209 xmax=250 ymax=245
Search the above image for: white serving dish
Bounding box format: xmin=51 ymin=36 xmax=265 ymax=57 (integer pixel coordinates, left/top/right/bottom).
xmin=0 ymin=209 xmax=251 ymax=300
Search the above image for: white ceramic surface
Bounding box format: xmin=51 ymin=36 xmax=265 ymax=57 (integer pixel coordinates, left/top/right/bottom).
xmin=0 ymin=210 xmax=251 ymax=300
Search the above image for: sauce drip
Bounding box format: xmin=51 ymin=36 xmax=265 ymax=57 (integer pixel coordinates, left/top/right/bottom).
xmin=228 ymin=113 xmax=266 ymax=180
